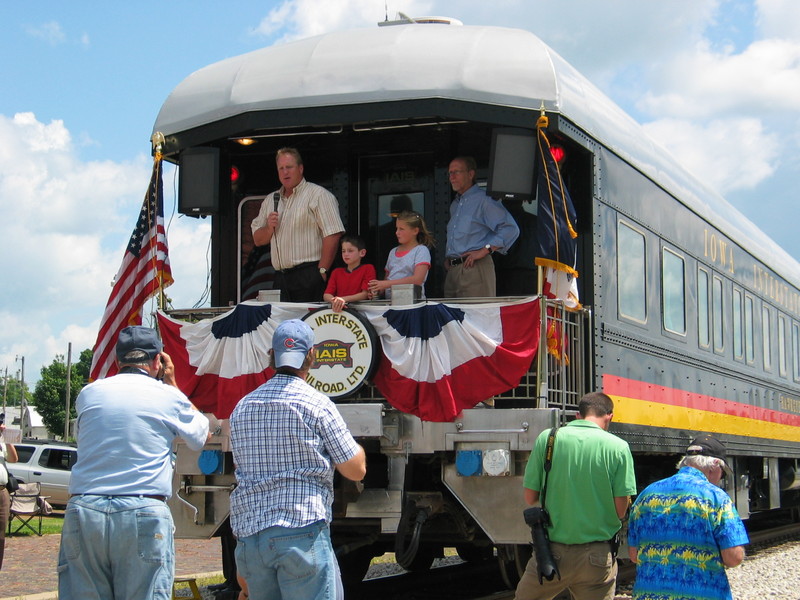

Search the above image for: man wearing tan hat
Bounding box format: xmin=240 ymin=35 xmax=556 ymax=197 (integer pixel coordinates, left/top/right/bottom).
xmin=627 ymin=433 xmax=749 ymax=600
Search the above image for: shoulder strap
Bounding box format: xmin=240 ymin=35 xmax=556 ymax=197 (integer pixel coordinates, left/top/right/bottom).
xmin=540 ymin=425 xmax=559 ymax=511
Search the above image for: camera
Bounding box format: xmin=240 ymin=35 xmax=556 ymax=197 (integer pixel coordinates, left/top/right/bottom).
xmin=523 ymin=506 xmax=560 ymax=584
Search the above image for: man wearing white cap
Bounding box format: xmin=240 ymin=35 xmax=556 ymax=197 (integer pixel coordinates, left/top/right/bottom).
xmin=229 ymin=319 xmax=366 ymax=600
xmin=627 ymin=433 xmax=749 ymax=600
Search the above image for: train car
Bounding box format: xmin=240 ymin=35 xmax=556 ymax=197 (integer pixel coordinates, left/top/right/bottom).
xmin=153 ymin=16 xmax=800 ymax=585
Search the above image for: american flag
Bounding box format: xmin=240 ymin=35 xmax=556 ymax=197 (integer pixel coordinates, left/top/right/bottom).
xmin=89 ymin=156 xmax=173 ymax=380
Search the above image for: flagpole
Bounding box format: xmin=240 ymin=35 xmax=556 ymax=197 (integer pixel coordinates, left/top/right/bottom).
xmin=151 ymin=132 xmax=168 ymax=314
xmin=536 ymin=265 xmax=548 ymax=407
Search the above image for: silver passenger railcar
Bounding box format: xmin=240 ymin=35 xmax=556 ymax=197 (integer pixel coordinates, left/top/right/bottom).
xmin=155 ymin=16 xmax=800 ymax=586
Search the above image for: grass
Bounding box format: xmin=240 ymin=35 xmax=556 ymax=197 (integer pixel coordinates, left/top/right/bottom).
xmin=7 ymin=513 xmax=65 ymax=536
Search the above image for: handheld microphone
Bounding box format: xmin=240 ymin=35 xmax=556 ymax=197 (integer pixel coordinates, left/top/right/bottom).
xmin=273 ymin=192 xmax=280 ymax=213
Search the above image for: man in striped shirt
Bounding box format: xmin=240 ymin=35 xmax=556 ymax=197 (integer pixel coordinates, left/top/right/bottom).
xmin=230 ymin=319 xmax=366 ymax=600
xmin=251 ymin=147 xmax=344 ymax=302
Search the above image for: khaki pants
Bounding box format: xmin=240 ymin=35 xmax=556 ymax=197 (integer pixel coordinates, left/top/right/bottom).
xmin=444 ymin=255 xmax=496 ymax=298
xmin=514 ymin=541 xmax=617 ymax=600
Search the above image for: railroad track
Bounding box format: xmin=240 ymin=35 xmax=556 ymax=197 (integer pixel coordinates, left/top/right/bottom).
xmin=746 ymin=521 xmax=800 ymax=546
xmin=348 ymin=522 xmax=800 ymax=600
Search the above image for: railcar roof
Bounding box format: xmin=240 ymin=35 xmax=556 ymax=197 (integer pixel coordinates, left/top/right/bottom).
xmin=154 ymin=23 xmax=800 ymax=289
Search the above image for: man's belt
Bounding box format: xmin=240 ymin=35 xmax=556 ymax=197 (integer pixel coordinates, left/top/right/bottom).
xmin=71 ymin=494 xmax=167 ymax=502
xmin=449 ymin=254 xmax=489 ymax=267
xmin=277 ymin=261 xmax=317 ymax=274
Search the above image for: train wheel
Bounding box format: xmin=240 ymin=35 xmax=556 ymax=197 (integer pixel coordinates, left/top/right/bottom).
xmin=339 ymin=545 xmax=377 ymax=587
xmin=456 ymin=544 xmax=494 ymax=563
xmin=497 ymin=544 xmax=532 ymax=589
xmin=401 ymin=544 xmax=438 ymax=572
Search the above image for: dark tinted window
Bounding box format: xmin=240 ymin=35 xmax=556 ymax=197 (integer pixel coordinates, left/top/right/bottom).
xmin=14 ymin=445 xmax=36 ymax=463
xmin=38 ymin=448 xmax=77 ymax=471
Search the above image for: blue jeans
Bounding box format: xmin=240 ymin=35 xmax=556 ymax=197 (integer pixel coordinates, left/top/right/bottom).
xmin=57 ymin=495 xmax=175 ymax=600
xmin=236 ymin=520 xmax=343 ymax=600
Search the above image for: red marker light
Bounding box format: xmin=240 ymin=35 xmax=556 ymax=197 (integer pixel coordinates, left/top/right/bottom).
xmin=230 ymin=166 xmax=240 ymax=183
xmin=550 ymin=145 xmax=566 ymax=163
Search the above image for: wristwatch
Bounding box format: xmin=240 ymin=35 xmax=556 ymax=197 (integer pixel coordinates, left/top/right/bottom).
xmin=484 ymin=244 xmax=494 ymax=254
xmin=319 ymin=267 xmax=327 ymax=275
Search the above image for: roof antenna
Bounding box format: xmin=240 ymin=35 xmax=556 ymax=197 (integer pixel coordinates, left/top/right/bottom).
xmin=384 ymin=0 xmax=388 ymax=21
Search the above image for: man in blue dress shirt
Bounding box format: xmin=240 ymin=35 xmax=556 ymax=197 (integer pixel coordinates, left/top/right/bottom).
xmin=444 ymin=156 xmax=519 ymax=298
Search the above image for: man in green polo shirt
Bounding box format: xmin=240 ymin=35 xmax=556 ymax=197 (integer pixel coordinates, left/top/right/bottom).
xmin=514 ymin=392 xmax=637 ymax=600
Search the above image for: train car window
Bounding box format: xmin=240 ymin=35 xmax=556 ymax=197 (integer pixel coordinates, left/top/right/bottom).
xmin=661 ymin=248 xmax=686 ymax=335
xmin=762 ymin=305 xmax=773 ymax=372
xmin=617 ymin=221 xmax=647 ymax=323
xmin=732 ymin=288 xmax=744 ymax=361
xmin=712 ymin=276 xmax=724 ymax=354
xmin=698 ymin=269 xmax=710 ymax=349
xmin=778 ymin=314 xmax=788 ymax=378
xmin=745 ymin=295 xmax=755 ymax=364
xmin=792 ymin=322 xmax=800 ymax=382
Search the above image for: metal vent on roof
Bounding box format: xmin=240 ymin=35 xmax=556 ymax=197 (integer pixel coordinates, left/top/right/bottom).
xmin=378 ymin=14 xmax=463 ymax=27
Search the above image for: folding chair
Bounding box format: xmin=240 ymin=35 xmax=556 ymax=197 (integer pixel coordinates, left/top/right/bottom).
xmin=7 ymin=482 xmax=48 ymax=536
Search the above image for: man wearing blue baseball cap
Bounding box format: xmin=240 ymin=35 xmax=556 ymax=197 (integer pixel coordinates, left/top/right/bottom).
xmin=229 ymin=319 xmax=366 ymax=600
xmin=59 ymin=326 xmax=210 ymax=600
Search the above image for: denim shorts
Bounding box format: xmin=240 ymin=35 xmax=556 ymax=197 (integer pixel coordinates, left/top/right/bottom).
xmin=235 ymin=520 xmax=343 ymax=600
xmin=57 ymin=495 xmax=175 ymax=600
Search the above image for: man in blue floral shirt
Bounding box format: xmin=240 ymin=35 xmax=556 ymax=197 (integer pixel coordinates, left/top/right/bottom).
xmin=627 ymin=434 xmax=748 ymax=600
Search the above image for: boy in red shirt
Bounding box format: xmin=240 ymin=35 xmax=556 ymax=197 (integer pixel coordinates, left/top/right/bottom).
xmin=323 ymin=235 xmax=376 ymax=312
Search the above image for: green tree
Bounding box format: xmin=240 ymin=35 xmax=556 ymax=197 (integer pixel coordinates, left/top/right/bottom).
xmin=33 ymin=349 xmax=93 ymax=439
xmin=1 ymin=374 xmax=31 ymax=409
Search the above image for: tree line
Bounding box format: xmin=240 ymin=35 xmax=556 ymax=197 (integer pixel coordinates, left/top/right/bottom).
xmin=2 ymin=349 xmax=93 ymax=440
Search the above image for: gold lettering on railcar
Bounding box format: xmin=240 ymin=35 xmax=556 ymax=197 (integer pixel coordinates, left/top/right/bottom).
xmin=753 ymin=265 xmax=800 ymax=318
xmin=779 ymin=394 xmax=800 ymax=415
xmin=703 ymin=229 xmax=735 ymax=274
xmin=383 ymin=170 xmax=416 ymax=185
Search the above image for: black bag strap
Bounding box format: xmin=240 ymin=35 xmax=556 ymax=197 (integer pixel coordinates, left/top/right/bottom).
xmin=540 ymin=425 xmax=559 ymax=511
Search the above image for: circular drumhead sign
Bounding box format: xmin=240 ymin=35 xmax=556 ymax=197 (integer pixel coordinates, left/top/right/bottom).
xmin=301 ymin=307 xmax=379 ymax=400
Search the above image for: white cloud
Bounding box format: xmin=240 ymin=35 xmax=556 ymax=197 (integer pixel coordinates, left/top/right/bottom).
xmin=251 ymin=0 xmax=433 ymax=43
xmin=756 ymin=0 xmax=800 ymax=39
xmin=642 ymin=117 xmax=779 ymax=194
xmin=638 ymin=38 xmax=800 ymax=119
xmin=25 ymin=21 xmax=66 ymax=45
xmin=0 ymin=113 xmax=210 ymax=384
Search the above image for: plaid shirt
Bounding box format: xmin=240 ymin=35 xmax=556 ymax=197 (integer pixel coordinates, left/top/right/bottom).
xmin=229 ymin=374 xmax=360 ymax=538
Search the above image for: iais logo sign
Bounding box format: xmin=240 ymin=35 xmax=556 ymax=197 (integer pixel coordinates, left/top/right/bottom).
xmin=302 ymin=308 xmax=379 ymax=400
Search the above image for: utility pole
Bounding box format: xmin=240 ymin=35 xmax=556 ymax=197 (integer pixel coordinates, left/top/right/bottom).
xmin=65 ymin=343 xmax=72 ymax=440
xmin=16 ymin=355 xmax=26 ymax=437
xmin=2 ymin=366 xmax=7 ymax=415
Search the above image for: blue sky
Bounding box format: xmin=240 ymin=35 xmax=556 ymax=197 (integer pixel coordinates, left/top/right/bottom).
xmin=1 ymin=0 xmax=799 ymax=385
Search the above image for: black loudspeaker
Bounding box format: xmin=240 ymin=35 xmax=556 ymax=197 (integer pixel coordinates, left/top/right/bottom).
xmin=179 ymin=146 xmax=220 ymax=215
xmin=486 ymin=127 xmax=537 ymax=201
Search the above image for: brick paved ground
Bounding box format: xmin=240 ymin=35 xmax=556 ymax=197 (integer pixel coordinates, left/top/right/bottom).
xmin=1 ymin=532 xmax=223 ymax=599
